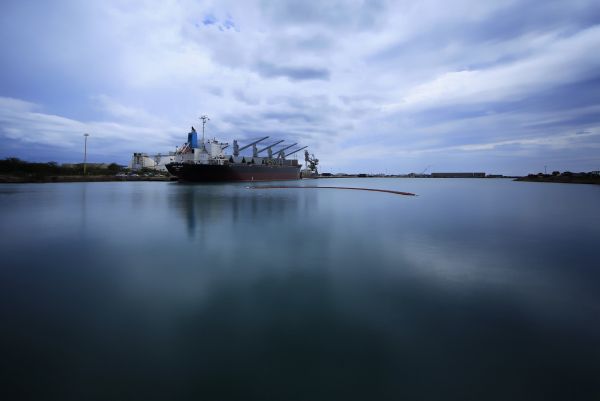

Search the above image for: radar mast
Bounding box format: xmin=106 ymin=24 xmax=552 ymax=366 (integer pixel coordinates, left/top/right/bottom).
xmin=199 ymin=115 xmax=210 ymax=148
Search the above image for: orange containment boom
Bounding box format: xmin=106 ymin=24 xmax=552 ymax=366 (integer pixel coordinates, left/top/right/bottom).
xmin=248 ymin=186 xmax=416 ymax=196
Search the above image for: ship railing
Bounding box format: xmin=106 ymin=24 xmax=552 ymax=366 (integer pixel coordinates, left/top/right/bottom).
xmin=207 ymin=158 xmax=226 ymax=166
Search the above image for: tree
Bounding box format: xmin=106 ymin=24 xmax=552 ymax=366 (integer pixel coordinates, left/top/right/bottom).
xmin=107 ymin=163 xmax=123 ymax=173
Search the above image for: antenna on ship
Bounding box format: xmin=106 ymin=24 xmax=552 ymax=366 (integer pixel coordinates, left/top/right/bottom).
xmin=200 ymin=115 xmax=209 ymax=147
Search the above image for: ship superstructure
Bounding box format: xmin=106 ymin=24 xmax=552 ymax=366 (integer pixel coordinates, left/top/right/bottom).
xmin=166 ymin=116 xmax=307 ymax=182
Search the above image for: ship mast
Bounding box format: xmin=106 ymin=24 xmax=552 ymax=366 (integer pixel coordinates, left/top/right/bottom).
xmin=200 ymin=115 xmax=209 ymax=148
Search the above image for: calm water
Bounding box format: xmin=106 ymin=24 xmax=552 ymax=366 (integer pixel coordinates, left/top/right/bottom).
xmin=1 ymin=178 xmax=599 ymax=400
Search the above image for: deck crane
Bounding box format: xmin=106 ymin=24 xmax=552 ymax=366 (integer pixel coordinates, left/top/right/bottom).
xmin=273 ymin=143 xmax=298 ymax=159
xmin=285 ymin=146 xmax=308 ymax=158
xmin=233 ymin=136 xmax=269 ymax=157
xmin=257 ymin=140 xmax=285 ymax=158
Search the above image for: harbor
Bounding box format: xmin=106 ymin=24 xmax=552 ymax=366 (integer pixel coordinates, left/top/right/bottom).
xmin=2 ymin=0 xmax=599 ymax=398
xmin=2 ymin=178 xmax=599 ymax=400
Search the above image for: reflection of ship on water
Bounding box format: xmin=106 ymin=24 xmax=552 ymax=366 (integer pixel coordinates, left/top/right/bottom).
xmin=166 ymin=116 xmax=317 ymax=182
xmin=170 ymin=184 xmax=311 ymax=239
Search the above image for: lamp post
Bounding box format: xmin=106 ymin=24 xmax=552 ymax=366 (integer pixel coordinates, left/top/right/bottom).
xmin=83 ymin=133 xmax=90 ymax=175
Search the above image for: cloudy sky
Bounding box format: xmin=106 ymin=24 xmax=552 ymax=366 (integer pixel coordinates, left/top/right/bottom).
xmin=1 ymin=0 xmax=599 ymax=174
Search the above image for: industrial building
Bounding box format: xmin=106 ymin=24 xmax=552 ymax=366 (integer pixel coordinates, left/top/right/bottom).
xmin=129 ymin=152 xmax=176 ymax=172
xmin=431 ymin=172 xmax=486 ymax=178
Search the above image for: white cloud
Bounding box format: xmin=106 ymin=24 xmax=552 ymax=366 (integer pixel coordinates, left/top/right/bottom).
xmin=454 ymin=129 xmax=600 ymax=152
xmin=1 ymin=0 xmax=599 ymax=173
xmin=384 ymin=25 xmax=600 ymax=111
xmin=0 ymin=96 xmax=179 ymax=159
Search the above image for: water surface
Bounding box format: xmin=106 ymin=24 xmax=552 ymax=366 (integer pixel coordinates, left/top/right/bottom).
xmin=1 ymin=179 xmax=599 ymax=400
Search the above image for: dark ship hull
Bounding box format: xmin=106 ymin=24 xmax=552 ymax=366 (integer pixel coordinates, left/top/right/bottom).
xmin=166 ymin=162 xmax=301 ymax=182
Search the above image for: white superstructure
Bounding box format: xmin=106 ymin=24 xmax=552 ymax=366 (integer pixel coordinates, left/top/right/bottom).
xmin=129 ymin=152 xmax=176 ymax=171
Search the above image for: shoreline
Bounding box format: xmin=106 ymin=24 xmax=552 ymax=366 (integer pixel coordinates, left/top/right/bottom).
xmin=0 ymin=175 xmax=176 ymax=183
xmin=3 ymin=174 xmax=598 ymax=185
xmin=514 ymin=176 xmax=600 ymax=185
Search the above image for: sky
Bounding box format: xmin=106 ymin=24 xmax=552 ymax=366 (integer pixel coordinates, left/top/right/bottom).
xmin=1 ymin=0 xmax=599 ymax=175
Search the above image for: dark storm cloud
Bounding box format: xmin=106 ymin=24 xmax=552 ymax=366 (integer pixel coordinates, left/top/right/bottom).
xmin=402 ymin=75 xmax=600 ymax=132
xmin=223 ymin=106 xmax=328 ymax=129
xmin=260 ymin=95 xmax=344 ymax=132
xmin=380 ymin=80 xmax=600 ymax=157
xmin=294 ymin=34 xmax=334 ymax=51
xmin=513 ymin=77 xmax=600 ymax=115
xmin=261 ymin=111 xmax=315 ymax=123
xmin=222 ymin=105 xmax=340 ymax=143
xmin=206 ymin=86 xmax=224 ymax=97
xmin=267 ymin=94 xmax=337 ymax=112
xmin=470 ymin=0 xmax=600 ymax=41
xmin=256 ymin=62 xmax=330 ymax=81
xmin=232 ymin=89 xmax=260 ymax=106
xmin=372 ymin=1 xmax=600 ymax=69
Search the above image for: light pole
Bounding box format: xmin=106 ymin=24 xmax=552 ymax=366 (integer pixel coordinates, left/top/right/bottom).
xmin=83 ymin=133 xmax=90 ymax=175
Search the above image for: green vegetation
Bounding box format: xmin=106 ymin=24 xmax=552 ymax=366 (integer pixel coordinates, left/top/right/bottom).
xmin=0 ymin=157 xmax=125 ymax=177
xmin=0 ymin=157 xmax=175 ymax=183
xmin=515 ymin=171 xmax=600 ymax=185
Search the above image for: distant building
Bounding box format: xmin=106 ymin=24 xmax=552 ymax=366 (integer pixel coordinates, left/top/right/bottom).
xmin=129 ymin=152 xmax=176 ymax=171
xmin=431 ymin=172 xmax=486 ymax=178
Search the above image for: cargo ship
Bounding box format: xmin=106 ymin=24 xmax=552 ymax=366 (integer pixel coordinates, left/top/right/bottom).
xmin=166 ymin=116 xmax=307 ymax=182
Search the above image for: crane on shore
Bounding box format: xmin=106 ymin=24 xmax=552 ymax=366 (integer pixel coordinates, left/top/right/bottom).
xmin=304 ymin=150 xmax=319 ymax=174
